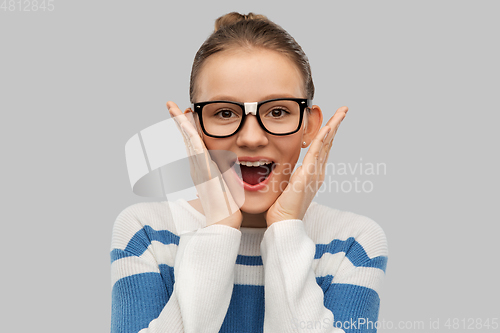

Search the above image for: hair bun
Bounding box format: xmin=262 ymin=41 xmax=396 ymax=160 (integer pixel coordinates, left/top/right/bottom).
xmin=214 ymin=12 xmax=268 ymax=32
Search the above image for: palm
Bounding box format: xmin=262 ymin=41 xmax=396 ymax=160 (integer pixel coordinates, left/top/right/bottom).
xmin=167 ymin=101 xmax=244 ymax=228
xmin=265 ymin=106 xmax=348 ymax=227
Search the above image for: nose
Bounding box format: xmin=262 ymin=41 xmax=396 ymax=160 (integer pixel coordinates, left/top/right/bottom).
xmin=235 ymin=114 xmax=269 ymax=148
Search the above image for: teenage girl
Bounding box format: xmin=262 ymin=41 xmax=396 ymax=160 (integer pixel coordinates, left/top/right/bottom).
xmin=111 ymin=12 xmax=388 ymax=333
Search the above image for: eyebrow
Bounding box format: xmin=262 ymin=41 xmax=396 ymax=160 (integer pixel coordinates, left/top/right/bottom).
xmin=207 ymin=93 xmax=300 ymax=102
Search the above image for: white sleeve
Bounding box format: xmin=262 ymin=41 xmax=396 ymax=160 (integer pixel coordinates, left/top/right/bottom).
xmin=260 ymin=220 xmax=345 ymax=333
xmin=111 ymin=206 xmax=241 ymax=333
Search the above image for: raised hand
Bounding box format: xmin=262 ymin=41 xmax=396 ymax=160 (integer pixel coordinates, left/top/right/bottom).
xmin=167 ymin=101 xmax=245 ymax=229
xmin=265 ymin=106 xmax=348 ymax=227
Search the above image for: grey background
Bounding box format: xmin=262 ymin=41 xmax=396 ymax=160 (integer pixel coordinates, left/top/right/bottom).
xmin=1 ymin=0 xmax=498 ymax=331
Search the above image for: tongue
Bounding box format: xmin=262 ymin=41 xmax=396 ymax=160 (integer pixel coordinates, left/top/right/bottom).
xmin=240 ymin=165 xmax=271 ymax=185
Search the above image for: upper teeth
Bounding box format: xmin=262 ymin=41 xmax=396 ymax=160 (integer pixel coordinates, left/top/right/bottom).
xmin=236 ymin=160 xmax=273 ymax=167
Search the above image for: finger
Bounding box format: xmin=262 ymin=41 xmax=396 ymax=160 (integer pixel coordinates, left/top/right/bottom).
xmin=327 ymin=137 xmax=334 ymax=161
xmin=310 ymin=106 xmax=347 ymax=162
xmin=174 ymin=120 xmax=193 ymax=156
xmin=166 ymin=101 xmax=183 ymax=117
xmin=303 ymin=126 xmax=332 ymax=175
xmin=318 ymin=107 xmax=347 ymax=174
xmin=167 ymin=101 xmax=193 ymax=149
xmin=168 ymin=101 xmax=208 ymax=159
xmin=178 ymin=118 xmax=216 ymax=181
xmin=323 ymin=106 xmax=348 ymax=143
xmin=321 ymin=140 xmax=333 ymax=176
xmin=180 ymin=118 xmax=224 ymax=183
xmin=312 ymin=107 xmax=347 ymax=179
xmin=168 ymin=101 xmax=211 ymax=183
xmin=180 ymin=120 xmax=206 ymax=154
xmin=168 ymin=101 xmax=194 ymax=133
xmin=317 ymin=126 xmax=331 ymax=162
xmin=184 ymin=110 xmax=203 ymax=138
xmin=167 ymin=101 xmax=201 ymax=142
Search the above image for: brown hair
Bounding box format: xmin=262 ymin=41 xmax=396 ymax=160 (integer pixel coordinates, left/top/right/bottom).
xmin=189 ymin=12 xmax=315 ymax=103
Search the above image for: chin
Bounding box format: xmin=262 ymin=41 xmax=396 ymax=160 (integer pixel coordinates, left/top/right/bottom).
xmin=240 ymin=202 xmax=270 ymax=215
xmin=239 ymin=195 xmax=272 ymax=214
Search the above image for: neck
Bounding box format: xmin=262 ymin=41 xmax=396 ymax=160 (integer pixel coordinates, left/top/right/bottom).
xmin=241 ymin=210 xmax=267 ymax=228
xmin=186 ymin=198 xmax=268 ymax=228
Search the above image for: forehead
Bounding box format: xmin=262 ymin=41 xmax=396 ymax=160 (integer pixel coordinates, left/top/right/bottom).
xmin=196 ymin=48 xmax=305 ymax=102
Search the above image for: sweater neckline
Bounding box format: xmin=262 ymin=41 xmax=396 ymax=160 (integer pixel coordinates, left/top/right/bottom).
xmin=173 ymin=198 xmax=267 ymax=233
xmin=173 ymin=198 xmax=317 ymax=233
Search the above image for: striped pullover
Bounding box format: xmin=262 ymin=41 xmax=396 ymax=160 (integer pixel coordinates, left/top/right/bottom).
xmin=110 ymin=199 xmax=388 ymax=333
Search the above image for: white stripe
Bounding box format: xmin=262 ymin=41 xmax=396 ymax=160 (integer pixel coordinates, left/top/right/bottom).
xmin=110 ymin=213 xmax=145 ymax=251
xmin=311 ymin=252 xmax=345 ymax=276
xmin=332 ymin=267 xmax=386 ymax=294
xmin=150 ymin=240 xmax=177 ymax=268
xmin=305 ymin=207 xmax=388 ymax=259
xmin=111 ymin=254 xmax=160 ymax=287
xmin=234 ymin=264 xmax=264 ymax=286
xmin=238 ymin=230 xmax=266 ymax=256
xmin=111 ymin=240 xmax=178 ymax=287
xmin=111 ymin=201 xmax=188 ymax=252
xmin=312 ymin=252 xmax=385 ymax=293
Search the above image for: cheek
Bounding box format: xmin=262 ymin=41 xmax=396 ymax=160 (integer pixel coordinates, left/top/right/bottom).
xmin=203 ymin=136 xmax=227 ymax=151
xmin=202 ymin=137 xmax=240 ymax=164
xmin=274 ymin=140 xmax=302 ymax=177
xmin=201 ymin=135 xmax=213 ymax=149
xmin=277 ymin=136 xmax=303 ymax=159
xmin=200 ymin=130 xmax=218 ymax=148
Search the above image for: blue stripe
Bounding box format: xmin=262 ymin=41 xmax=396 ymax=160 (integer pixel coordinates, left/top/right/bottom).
xmin=158 ymin=264 xmax=175 ymax=296
xmin=220 ymin=284 xmax=265 ymax=333
xmin=110 ymin=249 xmax=134 ymax=263
xmin=111 ymin=272 xmax=170 ymax=333
xmin=236 ymin=255 xmax=263 ymax=266
xmin=315 ymin=237 xmax=387 ymax=272
xmin=323 ymin=284 xmax=381 ymax=333
xmin=110 ymin=226 xmax=180 ymax=263
xmin=316 ymin=274 xmax=335 ymax=293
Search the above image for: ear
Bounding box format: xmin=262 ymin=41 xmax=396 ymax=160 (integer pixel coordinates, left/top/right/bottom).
xmin=302 ymin=105 xmax=323 ymax=147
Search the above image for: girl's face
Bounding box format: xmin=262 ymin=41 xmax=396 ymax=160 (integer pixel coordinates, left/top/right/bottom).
xmin=191 ymin=48 xmax=320 ymax=214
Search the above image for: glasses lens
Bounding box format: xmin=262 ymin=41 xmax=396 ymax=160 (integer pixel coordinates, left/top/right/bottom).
xmin=202 ymin=102 xmax=243 ymax=136
xmin=259 ymin=100 xmax=301 ymax=134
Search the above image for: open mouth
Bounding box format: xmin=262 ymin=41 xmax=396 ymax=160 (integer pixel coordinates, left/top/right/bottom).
xmin=232 ymin=160 xmax=276 ymax=186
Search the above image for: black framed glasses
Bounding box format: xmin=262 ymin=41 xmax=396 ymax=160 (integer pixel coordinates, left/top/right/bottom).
xmin=191 ymin=98 xmax=312 ymax=138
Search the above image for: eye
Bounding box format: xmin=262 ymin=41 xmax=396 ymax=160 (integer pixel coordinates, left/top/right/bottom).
xmin=266 ymin=107 xmax=290 ymax=119
xmin=214 ymin=109 xmax=238 ymax=119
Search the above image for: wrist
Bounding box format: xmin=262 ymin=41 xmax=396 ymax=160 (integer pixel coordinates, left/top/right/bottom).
xmin=266 ymin=214 xmax=300 ymax=227
xmin=212 ymin=211 xmax=242 ymax=230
